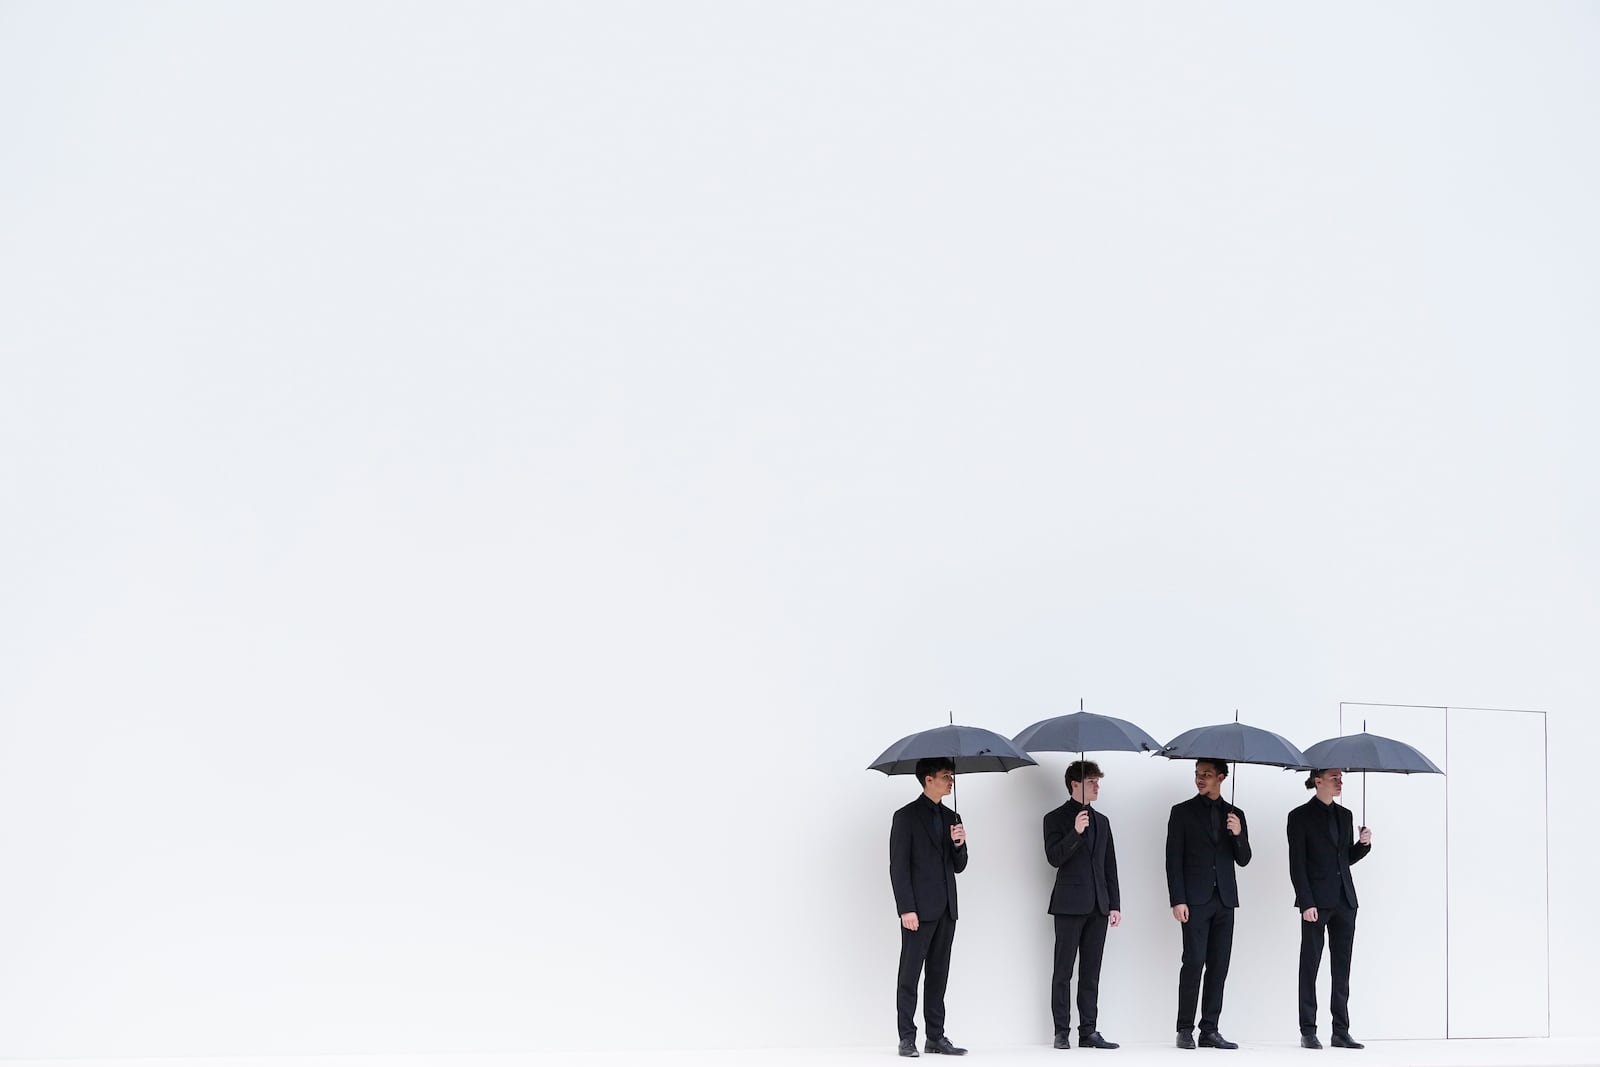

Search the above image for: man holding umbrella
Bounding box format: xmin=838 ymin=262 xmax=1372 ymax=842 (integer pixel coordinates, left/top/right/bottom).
xmin=1165 ymin=760 xmax=1252 ymax=1050
xmin=890 ymin=758 xmax=970 ymax=1057
xmin=1287 ymin=768 xmax=1372 ymax=1050
xmin=1043 ymin=760 xmax=1122 ymax=1050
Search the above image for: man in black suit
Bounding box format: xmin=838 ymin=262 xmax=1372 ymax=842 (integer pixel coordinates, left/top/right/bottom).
xmin=1287 ymin=768 xmax=1373 ymax=1050
xmin=890 ymin=757 xmax=969 ymax=1058
xmin=1165 ymin=759 xmax=1252 ymax=1050
xmin=1043 ymin=760 xmax=1122 ymax=1050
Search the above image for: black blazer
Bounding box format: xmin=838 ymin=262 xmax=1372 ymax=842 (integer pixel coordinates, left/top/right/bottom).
xmin=1286 ymin=797 xmax=1370 ymax=910
xmin=890 ymin=795 xmax=968 ymax=921
xmin=1043 ymin=799 xmax=1120 ymax=916
xmin=1165 ymin=794 xmax=1252 ymax=908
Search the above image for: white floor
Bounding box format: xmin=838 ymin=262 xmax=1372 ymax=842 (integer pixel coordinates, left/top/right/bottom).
xmin=7 ymin=1043 xmax=1598 ymax=1067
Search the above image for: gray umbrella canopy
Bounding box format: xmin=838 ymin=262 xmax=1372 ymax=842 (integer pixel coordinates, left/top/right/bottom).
xmin=1012 ymin=711 xmax=1161 ymax=755
xmin=1300 ymin=729 xmax=1443 ymax=825
xmin=867 ymin=724 xmax=1038 ymax=775
xmin=1160 ymin=719 xmax=1309 ymax=806
xmin=1299 ymin=731 xmax=1443 ymax=774
xmin=1160 ymin=721 xmax=1308 ymax=768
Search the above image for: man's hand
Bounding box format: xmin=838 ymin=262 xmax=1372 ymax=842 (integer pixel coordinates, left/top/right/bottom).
xmin=1226 ymin=812 xmax=1242 ymax=836
xmin=950 ymin=823 xmax=966 ymax=846
xmin=1075 ymin=810 xmax=1090 ymax=834
xmin=1109 ymin=910 xmax=1122 ymax=928
xmin=1303 ymin=907 xmax=1318 ymax=922
xmin=1358 ymin=826 xmax=1372 ymax=846
xmin=1172 ymin=904 xmax=1189 ymax=923
xmin=901 ymin=912 xmax=919 ymax=931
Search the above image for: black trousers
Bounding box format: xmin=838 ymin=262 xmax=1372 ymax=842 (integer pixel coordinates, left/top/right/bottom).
xmin=897 ymin=912 xmax=956 ymax=1042
xmin=1176 ymin=895 xmax=1235 ymax=1034
xmin=1299 ymin=904 xmax=1357 ymax=1035
xmin=1052 ymin=911 xmax=1109 ymax=1036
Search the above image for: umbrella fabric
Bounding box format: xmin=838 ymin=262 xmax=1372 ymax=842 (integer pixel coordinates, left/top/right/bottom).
xmin=1160 ymin=722 xmax=1308 ymax=769
xmin=868 ymin=725 xmax=1037 ymax=775
xmin=1012 ymin=711 xmax=1160 ymax=754
xmin=1299 ymin=731 xmax=1443 ymax=775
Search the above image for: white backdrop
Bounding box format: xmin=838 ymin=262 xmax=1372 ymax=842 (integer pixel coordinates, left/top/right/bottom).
xmin=1 ymin=1 xmax=1597 ymax=1057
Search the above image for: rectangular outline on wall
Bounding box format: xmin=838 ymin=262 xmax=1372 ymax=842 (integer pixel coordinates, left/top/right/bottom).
xmin=1339 ymin=701 xmax=1551 ymax=1041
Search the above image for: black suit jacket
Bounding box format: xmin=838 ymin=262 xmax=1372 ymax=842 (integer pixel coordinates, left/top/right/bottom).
xmin=1165 ymin=794 xmax=1252 ymax=908
xmin=1043 ymin=799 xmax=1120 ymax=916
xmin=1286 ymin=797 xmax=1370 ymax=910
xmin=890 ymin=795 xmax=968 ymax=921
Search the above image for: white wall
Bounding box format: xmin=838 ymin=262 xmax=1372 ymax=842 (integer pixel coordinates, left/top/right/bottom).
xmin=1 ymin=0 xmax=1597 ymax=1057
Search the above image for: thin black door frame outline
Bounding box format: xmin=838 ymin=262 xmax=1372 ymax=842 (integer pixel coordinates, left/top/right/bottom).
xmin=1339 ymin=702 xmax=1551 ymax=1041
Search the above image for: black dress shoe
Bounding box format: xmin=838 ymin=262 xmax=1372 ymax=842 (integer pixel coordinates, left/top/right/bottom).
xmin=1198 ymin=1031 xmax=1238 ymax=1049
xmin=899 ymin=1038 xmax=920 ymax=1057
xmin=1080 ymin=1032 xmax=1119 ymax=1049
xmin=1177 ymin=1032 xmax=1197 ymax=1049
xmin=925 ymin=1036 xmax=968 ymax=1055
xmin=1330 ymin=1033 xmax=1364 ymax=1049
xmin=1301 ymin=1034 xmax=1323 ymax=1049
xmin=1054 ymin=1032 xmax=1072 ymax=1049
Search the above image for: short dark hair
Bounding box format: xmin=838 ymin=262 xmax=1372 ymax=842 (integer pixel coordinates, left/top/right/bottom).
xmin=1065 ymin=760 xmax=1104 ymax=788
xmin=1305 ymin=767 xmax=1339 ymax=790
xmin=1197 ymin=758 xmax=1229 ymax=779
xmin=915 ymin=757 xmax=955 ymax=788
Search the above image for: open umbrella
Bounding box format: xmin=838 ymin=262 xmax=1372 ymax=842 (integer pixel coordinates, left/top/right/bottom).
xmin=868 ymin=721 xmax=1036 ymax=810
xmin=1298 ymin=721 xmax=1443 ymax=825
xmin=1159 ymin=713 xmax=1308 ymax=806
xmin=1012 ymin=701 xmax=1160 ymax=811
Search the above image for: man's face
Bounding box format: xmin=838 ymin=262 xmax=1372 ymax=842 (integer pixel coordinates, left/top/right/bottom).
xmin=1316 ymin=770 xmax=1344 ymax=798
xmin=1074 ymin=775 xmax=1102 ymax=804
xmin=926 ymin=768 xmax=955 ymax=800
xmin=1194 ymin=761 xmax=1225 ymax=798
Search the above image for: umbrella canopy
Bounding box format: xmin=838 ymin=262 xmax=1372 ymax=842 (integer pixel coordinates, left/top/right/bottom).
xmin=1160 ymin=719 xmax=1308 ymax=806
xmin=1012 ymin=711 xmax=1161 ymax=755
xmin=1161 ymin=721 xmax=1308 ymax=769
xmin=1299 ymin=731 xmax=1443 ymax=775
xmin=868 ymin=724 xmax=1037 ymax=775
xmin=1299 ymin=729 xmax=1443 ymax=825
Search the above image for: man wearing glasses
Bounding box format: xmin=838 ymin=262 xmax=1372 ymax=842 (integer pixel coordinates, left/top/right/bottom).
xmin=890 ymin=758 xmax=969 ymax=1057
xmin=1165 ymin=759 xmax=1252 ymax=1049
xmin=1287 ymin=768 xmax=1373 ymax=1050
xmin=1043 ymin=760 xmax=1122 ymax=1050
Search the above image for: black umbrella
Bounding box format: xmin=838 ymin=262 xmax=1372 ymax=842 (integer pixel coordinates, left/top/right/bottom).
xmin=868 ymin=723 xmax=1036 ymax=811
xmin=1299 ymin=724 xmax=1443 ymax=825
xmin=1012 ymin=703 xmax=1160 ymax=810
xmin=1159 ymin=715 xmax=1308 ymax=806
